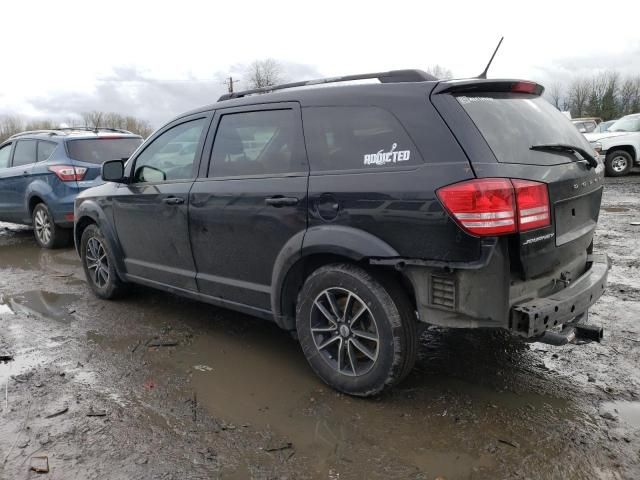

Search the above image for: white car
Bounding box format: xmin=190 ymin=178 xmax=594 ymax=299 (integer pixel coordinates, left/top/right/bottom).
xmin=585 ymin=114 xmax=640 ymax=176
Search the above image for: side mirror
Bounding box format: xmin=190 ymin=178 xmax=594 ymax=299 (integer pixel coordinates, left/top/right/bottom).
xmin=102 ymin=159 xmax=125 ymax=183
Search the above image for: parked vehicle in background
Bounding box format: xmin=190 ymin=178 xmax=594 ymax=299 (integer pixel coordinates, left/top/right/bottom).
xmin=75 ymin=70 xmax=610 ymax=396
xmin=591 ymin=120 xmax=616 ymax=134
xmin=572 ymin=117 xmax=602 ymax=133
xmin=0 ymin=128 xmax=142 ymax=248
xmin=586 ymin=113 xmax=640 ymax=176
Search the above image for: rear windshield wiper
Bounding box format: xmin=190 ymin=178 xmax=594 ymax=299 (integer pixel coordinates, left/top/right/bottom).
xmin=530 ymin=144 xmax=598 ymax=169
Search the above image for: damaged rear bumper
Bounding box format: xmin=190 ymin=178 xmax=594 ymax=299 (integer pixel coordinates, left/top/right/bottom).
xmin=510 ymin=254 xmax=611 ymax=339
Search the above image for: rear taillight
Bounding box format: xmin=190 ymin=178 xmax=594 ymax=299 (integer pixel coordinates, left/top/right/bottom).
xmin=48 ymin=165 xmax=87 ymax=182
xmin=512 ymin=179 xmax=550 ymax=231
xmin=437 ymin=178 xmax=550 ymax=237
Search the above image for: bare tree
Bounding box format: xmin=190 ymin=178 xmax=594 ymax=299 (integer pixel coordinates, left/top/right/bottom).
xmin=567 ymin=78 xmax=591 ymax=117
xmin=0 ymin=115 xmax=24 ymax=142
xmin=245 ymin=59 xmax=283 ymax=89
xmin=81 ymin=111 xmax=104 ymax=129
xmin=546 ymin=82 xmax=564 ymax=110
xmin=0 ymin=112 xmax=153 ymax=142
xmin=425 ymin=65 xmax=453 ymax=80
xmin=619 ymin=76 xmax=640 ymax=116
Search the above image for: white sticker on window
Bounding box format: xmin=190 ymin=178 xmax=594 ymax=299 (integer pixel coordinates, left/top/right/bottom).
xmin=458 ymin=96 xmax=495 ymax=105
xmin=363 ymin=143 xmax=411 ymax=166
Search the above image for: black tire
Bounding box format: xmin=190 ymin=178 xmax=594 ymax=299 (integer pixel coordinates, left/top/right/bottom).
xmin=32 ymin=203 xmax=72 ymax=249
xmin=605 ymin=150 xmax=633 ymax=177
xmin=80 ymin=224 xmax=126 ymax=299
xmin=296 ymin=263 xmax=417 ymax=397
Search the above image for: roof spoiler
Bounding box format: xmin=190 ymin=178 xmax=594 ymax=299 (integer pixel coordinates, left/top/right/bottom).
xmin=218 ymin=69 xmax=437 ymax=101
xmin=434 ymin=79 xmax=545 ymax=96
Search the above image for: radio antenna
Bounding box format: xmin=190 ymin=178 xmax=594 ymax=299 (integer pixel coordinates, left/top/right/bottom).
xmin=477 ymin=37 xmax=504 ymax=79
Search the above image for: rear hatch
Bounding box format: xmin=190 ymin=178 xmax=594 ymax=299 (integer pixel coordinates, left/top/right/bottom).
xmin=65 ymin=136 xmax=143 ymax=186
xmin=431 ymin=80 xmax=605 ymax=280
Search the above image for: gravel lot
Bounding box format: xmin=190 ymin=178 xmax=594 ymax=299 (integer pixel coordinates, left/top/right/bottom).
xmin=1 ymin=174 xmax=639 ymax=480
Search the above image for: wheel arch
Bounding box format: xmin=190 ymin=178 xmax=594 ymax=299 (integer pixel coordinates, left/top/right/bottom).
xmin=74 ymin=200 xmax=127 ymax=277
xmin=25 ymin=181 xmax=55 ymax=221
xmin=607 ymin=145 xmax=636 ymax=161
xmin=271 ymin=225 xmax=408 ymax=331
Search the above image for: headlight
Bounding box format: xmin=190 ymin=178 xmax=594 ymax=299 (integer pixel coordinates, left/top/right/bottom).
xmin=593 ymin=142 xmax=602 ymax=154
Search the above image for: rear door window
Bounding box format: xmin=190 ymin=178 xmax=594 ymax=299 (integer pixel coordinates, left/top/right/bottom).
xmin=302 ymin=106 xmax=422 ymax=172
xmin=37 ymin=141 xmax=57 ymax=162
xmin=12 ymin=140 xmax=37 ymax=167
xmin=456 ymin=94 xmax=593 ymax=165
xmin=209 ymin=109 xmax=306 ymax=177
xmin=0 ymin=143 xmax=11 ymax=169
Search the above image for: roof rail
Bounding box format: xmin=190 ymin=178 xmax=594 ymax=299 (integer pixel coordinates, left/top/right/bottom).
xmin=56 ymin=126 xmax=134 ymax=134
xmin=218 ymin=69 xmax=437 ymax=101
xmin=8 ymin=126 xmax=134 ymax=140
xmin=9 ymin=130 xmax=63 ymax=139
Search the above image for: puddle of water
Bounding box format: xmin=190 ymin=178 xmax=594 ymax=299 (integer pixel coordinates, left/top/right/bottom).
xmin=83 ymin=293 xmax=585 ymax=478
xmin=601 ymin=401 xmax=640 ymax=428
xmin=161 ymin=324 xmax=571 ymax=477
xmin=603 ymin=207 xmax=630 ymax=213
xmin=5 ymin=291 xmax=78 ymax=323
xmin=0 ymin=350 xmax=42 ymax=385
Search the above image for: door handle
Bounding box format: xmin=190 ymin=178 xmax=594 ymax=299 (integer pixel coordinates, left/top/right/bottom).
xmin=265 ymin=196 xmax=299 ymax=207
xmin=162 ymin=196 xmax=185 ymax=205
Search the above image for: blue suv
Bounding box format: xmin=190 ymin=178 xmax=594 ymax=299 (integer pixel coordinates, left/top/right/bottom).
xmin=0 ymin=128 xmax=142 ymax=248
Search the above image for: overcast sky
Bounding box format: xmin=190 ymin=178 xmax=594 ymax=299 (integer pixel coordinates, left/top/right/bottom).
xmin=1 ymin=0 xmax=639 ymax=127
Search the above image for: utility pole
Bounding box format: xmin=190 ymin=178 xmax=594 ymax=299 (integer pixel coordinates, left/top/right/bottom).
xmin=224 ymin=76 xmax=239 ymax=93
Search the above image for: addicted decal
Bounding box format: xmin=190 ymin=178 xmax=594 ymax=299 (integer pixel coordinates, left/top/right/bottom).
xmin=364 ymin=143 xmax=411 ymax=166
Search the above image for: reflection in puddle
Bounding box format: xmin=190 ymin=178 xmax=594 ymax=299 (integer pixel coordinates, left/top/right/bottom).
xmin=0 ymin=301 xmax=14 ymax=315
xmin=602 ymin=401 xmax=640 ymax=428
xmin=5 ymin=291 xmax=78 ymax=322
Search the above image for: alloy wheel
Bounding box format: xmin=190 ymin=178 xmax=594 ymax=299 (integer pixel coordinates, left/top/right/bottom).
xmin=310 ymin=287 xmax=380 ymax=376
xmin=86 ymin=237 xmax=110 ymax=288
xmin=34 ymin=208 xmax=52 ymax=245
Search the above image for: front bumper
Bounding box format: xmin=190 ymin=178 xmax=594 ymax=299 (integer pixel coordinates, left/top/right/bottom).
xmin=510 ymin=254 xmax=611 ymax=338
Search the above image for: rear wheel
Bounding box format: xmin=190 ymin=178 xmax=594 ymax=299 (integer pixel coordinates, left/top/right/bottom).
xmin=296 ymin=263 xmax=417 ymax=396
xmin=32 ymin=203 xmax=72 ymax=249
xmin=80 ymin=224 xmax=126 ymax=299
xmin=605 ymin=150 xmax=633 ymax=177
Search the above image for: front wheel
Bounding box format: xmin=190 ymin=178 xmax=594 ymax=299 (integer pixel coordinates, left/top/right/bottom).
xmin=80 ymin=224 xmax=126 ymax=299
xmin=296 ymin=264 xmax=417 ymax=397
xmin=605 ymin=150 xmax=633 ymax=177
xmin=32 ymin=203 xmax=72 ymax=249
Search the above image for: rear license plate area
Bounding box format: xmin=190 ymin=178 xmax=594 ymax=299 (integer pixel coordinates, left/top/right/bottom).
xmin=554 ymin=192 xmax=600 ymax=246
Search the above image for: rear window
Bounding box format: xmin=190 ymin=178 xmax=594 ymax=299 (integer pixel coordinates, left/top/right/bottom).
xmin=302 ymin=106 xmax=422 ymax=172
xmin=456 ymin=94 xmax=593 ymax=165
xmin=66 ymin=137 xmax=142 ymax=164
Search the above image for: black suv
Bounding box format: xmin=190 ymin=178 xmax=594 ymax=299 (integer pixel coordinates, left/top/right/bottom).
xmin=74 ymin=70 xmax=610 ymax=396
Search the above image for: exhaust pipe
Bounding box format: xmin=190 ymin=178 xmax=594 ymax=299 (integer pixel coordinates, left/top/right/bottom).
xmin=537 ymin=323 xmax=603 ymax=346
xmin=574 ymin=323 xmax=604 ymax=342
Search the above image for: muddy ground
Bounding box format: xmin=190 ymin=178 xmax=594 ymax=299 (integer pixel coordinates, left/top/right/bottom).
xmin=0 ymin=175 xmax=639 ymax=480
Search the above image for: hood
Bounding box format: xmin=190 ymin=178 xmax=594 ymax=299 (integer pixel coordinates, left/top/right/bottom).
xmin=584 ymin=131 xmax=632 ymax=143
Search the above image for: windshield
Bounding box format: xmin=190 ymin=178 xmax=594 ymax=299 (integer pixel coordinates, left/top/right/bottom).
xmin=607 ymin=117 xmax=640 ymax=133
xmin=66 ymin=137 xmax=142 ymax=164
xmin=456 ymin=93 xmax=593 ymax=165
